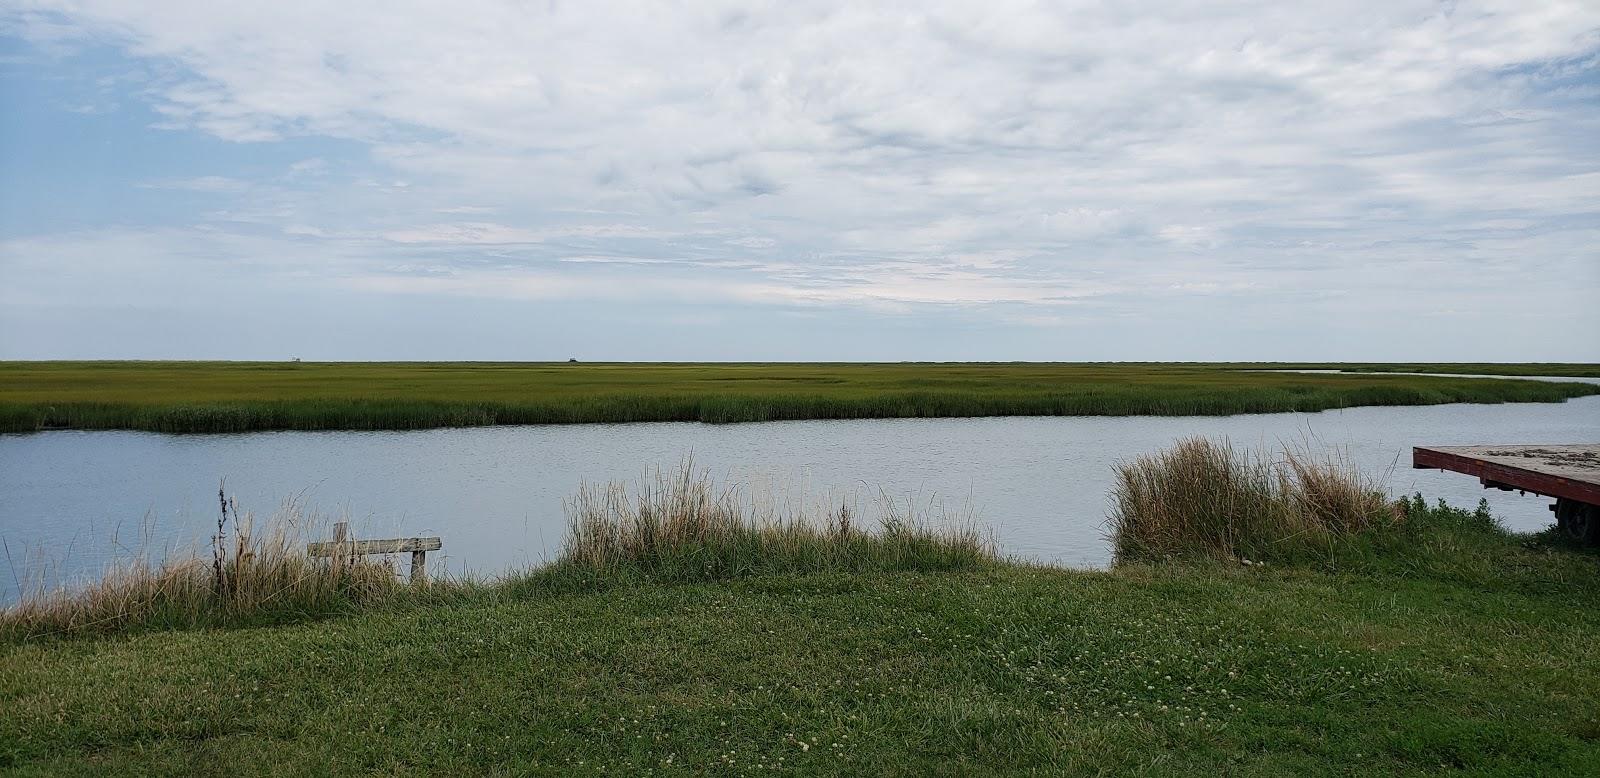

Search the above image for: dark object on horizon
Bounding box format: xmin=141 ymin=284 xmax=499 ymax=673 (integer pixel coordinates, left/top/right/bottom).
xmin=569 ymin=358 xmax=578 ymax=363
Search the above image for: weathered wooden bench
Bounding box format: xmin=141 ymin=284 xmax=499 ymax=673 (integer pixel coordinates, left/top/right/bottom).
xmin=308 ymin=522 xmax=442 ymax=584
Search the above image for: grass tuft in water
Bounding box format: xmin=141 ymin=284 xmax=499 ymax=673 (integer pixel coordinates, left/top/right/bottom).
xmin=554 ymin=463 xmax=994 ymax=583
xmin=1109 ymin=437 xmax=1394 ymax=564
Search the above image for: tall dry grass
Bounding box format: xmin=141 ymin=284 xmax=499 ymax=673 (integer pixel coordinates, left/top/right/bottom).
xmin=560 ymin=463 xmax=993 ymax=580
xmin=1109 ymin=437 xmax=1394 ymax=563
xmin=1 ymin=496 xmax=400 ymax=640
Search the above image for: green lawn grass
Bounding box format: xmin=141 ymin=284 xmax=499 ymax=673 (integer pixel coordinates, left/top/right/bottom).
xmin=3 ymin=502 xmax=1598 ymax=775
xmin=2 ymin=361 xmax=1595 ymax=432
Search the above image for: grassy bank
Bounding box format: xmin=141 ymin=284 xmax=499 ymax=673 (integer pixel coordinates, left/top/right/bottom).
xmin=2 ymin=361 xmax=1595 ymax=432
xmin=4 ymin=453 xmax=1600 ymax=773
xmin=2 ymin=501 xmax=1597 ymax=774
xmin=1 ymin=467 xmax=991 ymax=640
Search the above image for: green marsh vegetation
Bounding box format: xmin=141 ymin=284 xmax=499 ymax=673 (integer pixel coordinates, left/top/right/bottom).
xmin=1 ymin=360 xmax=1596 ymax=432
xmin=3 ymin=445 xmax=1599 ymax=772
xmin=1260 ymin=362 xmax=1600 ymax=378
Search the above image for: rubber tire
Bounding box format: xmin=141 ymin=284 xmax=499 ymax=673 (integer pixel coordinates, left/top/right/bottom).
xmin=1555 ymin=498 xmax=1600 ymax=546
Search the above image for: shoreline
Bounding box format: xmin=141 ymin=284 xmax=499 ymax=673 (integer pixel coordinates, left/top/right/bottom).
xmin=5 ymin=445 xmax=1597 ymax=773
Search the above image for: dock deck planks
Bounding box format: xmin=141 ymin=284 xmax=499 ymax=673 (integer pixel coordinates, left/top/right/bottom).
xmin=1413 ymin=444 xmax=1600 ymax=505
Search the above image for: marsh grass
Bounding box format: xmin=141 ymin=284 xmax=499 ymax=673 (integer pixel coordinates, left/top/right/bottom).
xmin=0 ymin=499 xmax=400 ymax=640
xmin=1264 ymin=362 xmax=1600 ymax=378
xmin=1109 ymin=437 xmax=1394 ymax=563
xmin=556 ymin=464 xmax=994 ymax=582
xmin=2 ymin=361 xmax=1593 ymax=432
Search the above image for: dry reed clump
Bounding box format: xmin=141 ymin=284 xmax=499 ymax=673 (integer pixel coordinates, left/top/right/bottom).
xmin=1109 ymin=437 xmax=1393 ymax=564
xmin=561 ymin=464 xmax=993 ymax=579
xmin=1 ymin=496 xmax=400 ymax=640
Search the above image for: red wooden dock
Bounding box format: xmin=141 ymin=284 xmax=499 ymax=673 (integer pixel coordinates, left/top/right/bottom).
xmin=1412 ymin=444 xmax=1600 ymax=543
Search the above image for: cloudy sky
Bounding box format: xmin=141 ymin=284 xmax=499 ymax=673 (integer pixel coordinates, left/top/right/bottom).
xmin=1 ymin=1 xmax=1596 ymax=361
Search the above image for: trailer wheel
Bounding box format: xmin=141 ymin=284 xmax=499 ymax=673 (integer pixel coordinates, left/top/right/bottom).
xmin=1555 ymin=498 xmax=1600 ymax=546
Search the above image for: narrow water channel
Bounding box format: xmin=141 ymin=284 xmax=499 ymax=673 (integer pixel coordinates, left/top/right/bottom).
xmin=3 ymin=391 xmax=1597 ymax=601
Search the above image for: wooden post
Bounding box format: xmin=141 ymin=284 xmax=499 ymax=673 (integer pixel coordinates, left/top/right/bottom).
xmin=411 ymin=549 xmax=427 ymax=585
xmin=332 ymin=522 xmax=348 ymax=575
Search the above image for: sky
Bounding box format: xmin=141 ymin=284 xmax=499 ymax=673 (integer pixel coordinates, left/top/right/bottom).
xmin=0 ymin=1 xmax=1596 ymax=362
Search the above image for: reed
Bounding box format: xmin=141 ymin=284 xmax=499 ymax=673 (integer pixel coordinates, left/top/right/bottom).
xmin=1108 ymin=437 xmax=1394 ymax=563
xmin=557 ymin=463 xmax=994 ymax=581
xmin=0 ymin=497 xmax=399 ymax=640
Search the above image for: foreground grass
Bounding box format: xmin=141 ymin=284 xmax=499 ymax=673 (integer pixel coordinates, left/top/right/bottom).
xmin=2 ymin=564 xmax=1596 ymax=774
xmin=1 ymin=361 xmax=1595 ymax=432
xmin=3 ymin=507 xmax=1599 ymax=774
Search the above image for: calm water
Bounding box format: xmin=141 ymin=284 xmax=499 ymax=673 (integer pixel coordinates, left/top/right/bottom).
xmin=3 ymin=392 xmax=1597 ymax=601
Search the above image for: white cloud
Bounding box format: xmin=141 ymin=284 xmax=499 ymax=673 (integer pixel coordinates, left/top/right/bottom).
xmin=379 ymin=222 xmax=674 ymax=245
xmin=2 ymin=1 xmax=1598 ymax=358
xmin=286 ymin=157 xmax=327 ymax=176
xmin=136 ymin=175 xmax=247 ymax=192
